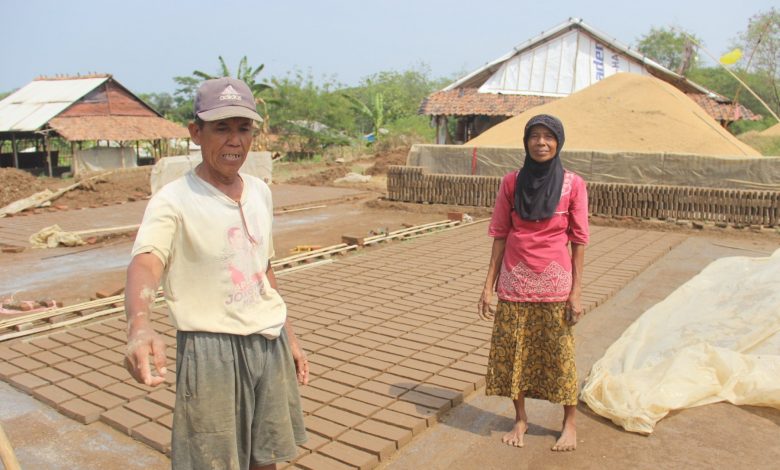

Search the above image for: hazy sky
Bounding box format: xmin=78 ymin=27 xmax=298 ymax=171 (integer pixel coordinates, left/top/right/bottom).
xmin=2 ymin=0 xmax=775 ymax=94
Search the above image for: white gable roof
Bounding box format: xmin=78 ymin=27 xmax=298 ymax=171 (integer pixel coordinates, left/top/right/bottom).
xmin=445 ymin=18 xmax=715 ymax=98
xmin=0 ymin=77 xmax=109 ymax=132
xmin=479 ymin=29 xmax=649 ymax=97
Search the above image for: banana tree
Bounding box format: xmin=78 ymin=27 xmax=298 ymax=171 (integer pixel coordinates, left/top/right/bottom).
xmin=341 ymin=92 xmax=385 ymax=146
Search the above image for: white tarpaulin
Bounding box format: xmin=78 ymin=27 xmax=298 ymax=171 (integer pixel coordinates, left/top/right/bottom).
xmin=74 ymin=147 xmax=137 ymax=175
xmin=581 ymin=249 xmax=780 ymax=434
xmin=150 ymin=151 xmax=273 ymax=194
xmin=479 ymin=30 xmax=648 ymax=97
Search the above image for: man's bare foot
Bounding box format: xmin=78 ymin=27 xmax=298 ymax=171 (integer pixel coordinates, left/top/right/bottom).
xmin=502 ymin=420 xmax=528 ymax=447
xmin=551 ymin=423 xmax=576 ymax=451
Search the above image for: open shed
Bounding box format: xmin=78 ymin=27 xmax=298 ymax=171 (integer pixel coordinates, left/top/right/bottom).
xmin=420 ymin=18 xmax=759 ymax=144
xmin=0 ymin=74 xmax=189 ymax=175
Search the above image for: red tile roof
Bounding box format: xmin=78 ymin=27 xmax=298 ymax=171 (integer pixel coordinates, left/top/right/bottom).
xmin=420 ymin=88 xmax=760 ymax=123
xmin=49 ymin=115 xmax=190 ymax=141
xmin=418 ymin=89 xmax=557 ymax=116
xmin=685 ymin=93 xmax=760 ymax=122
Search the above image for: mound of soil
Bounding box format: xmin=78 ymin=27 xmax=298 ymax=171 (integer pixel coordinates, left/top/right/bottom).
xmin=365 ymin=149 xmax=408 ymax=176
xmin=0 ymin=169 xmax=52 ymax=207
xmin=1 ymin=167 xmax=152 ymax=211
xmin=56 ymin=168 xmax=152 ymax=208
xmin=287 ymin=166 xmax=351 ymax=186
xmin=468 ymin=73 xmax=760 ymax=157
xmin=760 ymin=123 xmax=780 ymax=137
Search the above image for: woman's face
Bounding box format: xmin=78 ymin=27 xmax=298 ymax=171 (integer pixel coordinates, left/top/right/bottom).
xmin=526 ymin=124 xmax=558 ymax=163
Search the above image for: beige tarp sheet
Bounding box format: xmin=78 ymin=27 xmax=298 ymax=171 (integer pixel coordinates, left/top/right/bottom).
xmin=580 ymin=248 xmax=780 ymax=435
xmin=150 ymin=151 xmax=273 ymax=194
xmin=29 ymin=224 xmax=85 ymax=248
xmin=73 ymin=147 xmax=137 ymax=175
xmin=407 ymin=145 xmax=780 ymax=190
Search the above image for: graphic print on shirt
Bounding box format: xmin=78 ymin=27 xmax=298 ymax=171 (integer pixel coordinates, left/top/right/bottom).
xmin=499 ymin=260 xmax=572 ymax=301
xmin=222 ymin=226 xmax=266 ymax=306
xmin=560 ymin=171 xmax=574 ymax=197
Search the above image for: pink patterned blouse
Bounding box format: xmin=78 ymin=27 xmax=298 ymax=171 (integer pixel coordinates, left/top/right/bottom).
xmin=488 ymin=170 xmax=589 ymax=303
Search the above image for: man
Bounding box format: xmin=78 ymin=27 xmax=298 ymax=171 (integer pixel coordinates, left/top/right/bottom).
xmin=124 ymin=77 xmax=308 ymax=470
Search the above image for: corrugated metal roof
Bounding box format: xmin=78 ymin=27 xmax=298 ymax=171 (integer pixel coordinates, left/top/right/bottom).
xmin=0 ymin=77 xmax=108 ymax=132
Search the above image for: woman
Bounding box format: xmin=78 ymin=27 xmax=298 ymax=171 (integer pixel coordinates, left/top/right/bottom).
xmin=478 ymin=114 xmax=589 ymax=452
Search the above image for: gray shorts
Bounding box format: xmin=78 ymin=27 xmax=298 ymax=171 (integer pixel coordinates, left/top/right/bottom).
xmin=171 ymin=328 xmax=307 ymax=469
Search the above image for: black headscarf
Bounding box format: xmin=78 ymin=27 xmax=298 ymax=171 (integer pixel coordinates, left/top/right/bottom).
xmin=514 ymin=114 xmax=565 ymax=221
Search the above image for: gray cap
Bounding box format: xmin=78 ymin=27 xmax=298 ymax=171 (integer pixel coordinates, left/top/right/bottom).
xmin=194 ymin=77 xmax=263 ymax=122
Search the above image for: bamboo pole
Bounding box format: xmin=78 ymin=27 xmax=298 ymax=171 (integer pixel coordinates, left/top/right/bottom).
xmin=0 ymin=422 xmax=21 ymax=470
xmin=682 ymin=31 xmax=780 ymax=123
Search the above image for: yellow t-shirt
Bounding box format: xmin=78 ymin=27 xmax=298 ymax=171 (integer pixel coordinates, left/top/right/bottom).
xmin=132 ymin=171 xmax=286 ymax=338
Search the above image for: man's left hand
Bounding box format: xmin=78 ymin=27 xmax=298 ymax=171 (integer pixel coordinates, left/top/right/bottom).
xmin=290 ymin=340 xmax=309 ymax=385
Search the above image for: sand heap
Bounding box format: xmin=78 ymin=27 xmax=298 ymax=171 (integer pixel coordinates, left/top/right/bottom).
xmin=466 ymin=73 xmax=761 ymax=157
xmin=760 ymin=123 xmax=780 ymax=137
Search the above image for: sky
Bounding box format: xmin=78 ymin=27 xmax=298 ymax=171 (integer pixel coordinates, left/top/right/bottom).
xmin=1 ymin=0 xmax=776 ymax=95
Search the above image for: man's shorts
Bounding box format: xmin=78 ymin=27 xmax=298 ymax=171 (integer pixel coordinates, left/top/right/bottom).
xmin=171 ymin=328 xmax=307 ymax=469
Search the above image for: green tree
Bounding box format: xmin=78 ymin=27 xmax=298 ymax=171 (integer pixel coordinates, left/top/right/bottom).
xmin=687 ymin=67 xmax=777 ymax=133
xmin=351 ymin=64 xmax=444 ymax=122
xmin=734 ymin=8 xmax=780 ymax=117
xmin=192 ymin=55 xmax=272 ymax=96
xmin=341 ymin=92 xmax=385 ymax=146
xmin=169 ymin=75 xmax=200 ymax=123
xmin=265 ymin=71 xmax=355 ymax=155
xmin=635 ymin=27 xmax=701 ymax=75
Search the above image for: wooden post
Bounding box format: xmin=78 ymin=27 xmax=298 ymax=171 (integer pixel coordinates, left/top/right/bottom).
xmin=435 ymin=116 xmax=449 ymax=145
xmin=44 ymin=133 xmax=53 ymax=177
xmin=11 ymin=134 xmax=18 ymax=168
xmin=71 ymin=141 xmax=77 ymax=176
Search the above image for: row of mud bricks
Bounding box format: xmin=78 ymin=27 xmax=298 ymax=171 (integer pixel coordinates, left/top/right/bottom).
xmin=387 ymin=166 xmax=780 ymax=227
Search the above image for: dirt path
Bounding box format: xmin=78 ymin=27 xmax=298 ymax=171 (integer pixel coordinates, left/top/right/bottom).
xmin=381 ymin=233 xmax=780 ymax=470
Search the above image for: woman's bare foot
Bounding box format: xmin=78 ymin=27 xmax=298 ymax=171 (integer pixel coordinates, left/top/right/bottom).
xmin=502 ymin=420 xmax=528 ymax=447
xmin=552 ymin=405 xmax=577 ymax=451
xmin=551 ymin=420 xmax=577 ymax=451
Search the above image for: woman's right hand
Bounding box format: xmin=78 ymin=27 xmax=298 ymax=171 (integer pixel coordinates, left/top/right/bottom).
xmin=478 ymin=288 xmax=496 ymax=321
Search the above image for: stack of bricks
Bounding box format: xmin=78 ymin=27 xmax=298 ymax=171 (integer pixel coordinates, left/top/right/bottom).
xmin=0 ymin=222 xmax=685 ymax=469
xmin=387 ymin=166 xmax=780 ymax=227
xmin=587 ymin=183 xmax=780 ymax=226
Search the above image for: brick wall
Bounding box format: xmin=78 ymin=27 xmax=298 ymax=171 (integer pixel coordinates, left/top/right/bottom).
xmin=387 ymin=166 xmax=780 ymax=226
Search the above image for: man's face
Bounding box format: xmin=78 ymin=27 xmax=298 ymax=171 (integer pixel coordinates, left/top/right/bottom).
xmin=526 ymin=124 xmax=558 ymax=163
xmin=188 ymin=117 xmax=254 ymax=179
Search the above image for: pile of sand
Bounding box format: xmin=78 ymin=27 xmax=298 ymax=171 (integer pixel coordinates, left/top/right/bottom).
xmin=760 ymin=123 xmax=780 ymax=137
xmin=467 ymin=73 xmax=761 ymax=157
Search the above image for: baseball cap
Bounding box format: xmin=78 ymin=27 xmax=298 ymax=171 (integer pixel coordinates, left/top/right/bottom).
xmin=194 ymin=77 xmax=263 ymax=122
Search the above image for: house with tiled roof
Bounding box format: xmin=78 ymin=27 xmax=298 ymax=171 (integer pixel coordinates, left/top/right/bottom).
xmin=420 ymin=18 xmax=759 ymax=144
xmin=0 ymin=74 xmax=189 ymax=175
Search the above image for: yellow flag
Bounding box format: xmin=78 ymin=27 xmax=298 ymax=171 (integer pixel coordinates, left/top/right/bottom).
xmin=720 ymin=48 xmax=742 ymax=65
